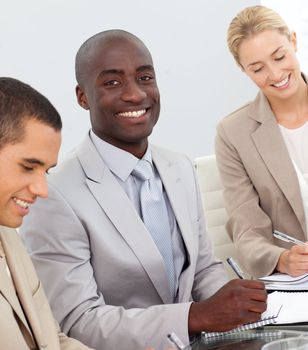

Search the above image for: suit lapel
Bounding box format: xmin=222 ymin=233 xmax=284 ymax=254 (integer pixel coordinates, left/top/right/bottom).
xmin=77 ymin=136 xmax=173 ymax=303
xmin=0 ymin=227 xmax=45 ymax=349
xmin=249 ymin=93 xmax=306 ymax=235
xmin=0 ymin=246 xmax=31 ymax=333
xmin=152 ymin=147 xmax=192 ymax=268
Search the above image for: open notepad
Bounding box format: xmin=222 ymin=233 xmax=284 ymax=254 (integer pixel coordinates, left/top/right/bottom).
xmin=268 ymin=291 xmax=308 ymax=324
xmin=259 ymin=272 xmax=308 ymax=290
xmin=203 ymin=291 xmax=308 ymax=340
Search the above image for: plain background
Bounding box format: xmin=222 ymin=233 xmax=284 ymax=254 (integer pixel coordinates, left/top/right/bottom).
xmin=0 ymin=0 xmax=282 ymax=160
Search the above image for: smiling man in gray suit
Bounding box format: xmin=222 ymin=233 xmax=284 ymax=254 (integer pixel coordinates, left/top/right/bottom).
xmin=21 ymin=30 xmax=267 ymax=350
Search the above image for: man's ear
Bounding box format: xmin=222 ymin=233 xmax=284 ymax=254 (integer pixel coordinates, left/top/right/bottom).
xmin=76 ymin=85 xmax=89 ymax=110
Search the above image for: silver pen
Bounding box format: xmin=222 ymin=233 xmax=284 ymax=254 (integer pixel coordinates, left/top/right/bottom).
xmin=273 ymin=230 xmax=306 ymax=246
xmin=226 ymin=257 xmax=244 ymax=279
xmin=167 ymin=332 xmax=186 ymax=350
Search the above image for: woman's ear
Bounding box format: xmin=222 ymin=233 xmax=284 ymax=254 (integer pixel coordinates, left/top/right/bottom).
xmin=290 ymin=31 xmax=297 ymax=52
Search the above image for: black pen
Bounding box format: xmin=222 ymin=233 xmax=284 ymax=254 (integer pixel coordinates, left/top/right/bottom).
xmin=226 ymin=257 xmax=244 ymax=279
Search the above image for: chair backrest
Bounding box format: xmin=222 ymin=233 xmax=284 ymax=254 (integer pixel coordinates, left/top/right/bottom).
xmin=194 ymin=155 xmax=237 ymax=279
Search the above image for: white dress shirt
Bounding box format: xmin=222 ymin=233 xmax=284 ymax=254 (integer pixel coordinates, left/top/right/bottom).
xmin=280 ymin=122 xmax=308 ymax=236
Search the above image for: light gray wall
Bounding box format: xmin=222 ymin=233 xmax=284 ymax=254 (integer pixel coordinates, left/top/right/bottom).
xmin=0 ymin=0 xmax=259 ymax=159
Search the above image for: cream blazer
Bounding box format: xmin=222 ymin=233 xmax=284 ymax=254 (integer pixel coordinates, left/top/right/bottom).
xmin=0 ymin=226 xmax=92 ymax=350
xmin=215 ymin=91 xmax=307 ymax=278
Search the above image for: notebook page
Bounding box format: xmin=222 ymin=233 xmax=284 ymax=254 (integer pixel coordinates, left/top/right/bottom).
xmin=269 ymin=291 xmax=308 ymax=324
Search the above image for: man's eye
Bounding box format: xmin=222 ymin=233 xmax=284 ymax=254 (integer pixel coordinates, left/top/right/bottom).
xmin=139 ymin=75 xmax=153 ymax=81
xmin=104 ymin=80 xmax=120 ymax=86
xmin=21 ymin=164 xmax=34 ymax=172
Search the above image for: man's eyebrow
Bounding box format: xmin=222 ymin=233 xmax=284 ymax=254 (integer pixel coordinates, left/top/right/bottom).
xmin=99 ymin=65 xmax=154 ymax=76
xmin=136 ymin=65 xmax=155 ymax=73
xmin=22 ymin=158 xmax=45 ymax=166
xmin=248 ymin=46 xmax=284 ymax=67
xmin=100 ymin=69 xmax=124 ymax=75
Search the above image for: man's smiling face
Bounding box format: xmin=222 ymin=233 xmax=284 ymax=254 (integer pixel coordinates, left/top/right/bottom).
xmin=0 ymin=118 xmax=61 ymax=228
xmin=76 ymin=37 xmax=160 ymax=157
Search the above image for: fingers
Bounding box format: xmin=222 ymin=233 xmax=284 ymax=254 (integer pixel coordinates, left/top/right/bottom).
xmin=244 ymin=298 xmax=267 ymax=314
xmin=291 ymin=244 xmax=308 ymax=254
xmin=277 ymin=249 xmax=308 ymax=275
xmin=188 ymin=279 xmax=268 ymax=334
xmin=222 ymin=280 xmax=267 ymax=317
xmin=237 ymin=309 xmax=264 ymax=325
xmin=288 ymin=265 xmax=308 ymax=277
xmin=226 ymin=279 xmax=266 ymax=296
xmin=230 ymin=279 xmax=265 ymax=290
xmin=246 ymin=288 xmax=267 ymax=302
xmin=287 ymin=248 xmax=308 ymax=276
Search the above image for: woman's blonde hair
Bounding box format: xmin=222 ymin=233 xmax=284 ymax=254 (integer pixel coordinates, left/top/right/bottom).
xmin=227 ymin=5 xmax=291 ymax=67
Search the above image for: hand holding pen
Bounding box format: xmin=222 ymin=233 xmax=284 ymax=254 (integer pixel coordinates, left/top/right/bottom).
xmin=274 ymin=230 xmax=308 ymax=276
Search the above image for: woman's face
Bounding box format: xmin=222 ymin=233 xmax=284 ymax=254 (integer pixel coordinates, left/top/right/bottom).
xmin=238 ymin=30 xmax=303 ymax=102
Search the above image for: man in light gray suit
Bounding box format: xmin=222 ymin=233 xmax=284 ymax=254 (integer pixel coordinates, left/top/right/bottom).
xmin=20 ymin=30 xmax=267 ymax=350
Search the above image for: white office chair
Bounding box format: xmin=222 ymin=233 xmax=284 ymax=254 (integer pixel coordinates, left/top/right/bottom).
xmin=194 ymin=155 xmax=237 ymax=279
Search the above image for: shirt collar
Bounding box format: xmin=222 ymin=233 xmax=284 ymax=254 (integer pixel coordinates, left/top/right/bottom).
xmin=90 ymin=130 xmax=152 ymax=182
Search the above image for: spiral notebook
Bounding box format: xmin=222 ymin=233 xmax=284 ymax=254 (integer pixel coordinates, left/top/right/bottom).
xmin=202 ymin=303 xmax=282 ymax=340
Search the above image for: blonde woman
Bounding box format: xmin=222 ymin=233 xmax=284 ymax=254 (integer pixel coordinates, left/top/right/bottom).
xmin=216 ymin=5 xmax=308 ymax=278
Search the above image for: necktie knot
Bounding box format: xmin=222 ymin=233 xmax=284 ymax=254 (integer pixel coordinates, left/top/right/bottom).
xmin=132 ymin=160 xmax=154 ymax=181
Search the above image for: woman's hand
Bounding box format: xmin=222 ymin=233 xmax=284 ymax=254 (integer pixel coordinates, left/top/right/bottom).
xmin=277 ymin=244 xmax=308 ymax=276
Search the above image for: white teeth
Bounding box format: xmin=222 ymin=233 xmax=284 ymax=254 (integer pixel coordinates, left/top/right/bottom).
xmin=13 ymin=198 xmax=29 ymax=209
xmin=273 ymin=76 xmax=289 ymax=88
xmin=117 ymin=109 xmax=146 ymax=118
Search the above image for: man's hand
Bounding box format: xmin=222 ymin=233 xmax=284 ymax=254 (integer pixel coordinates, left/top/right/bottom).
xmin=277 ymin=245 xmax=308 ymax=276
xmin=188 ymin=279 xmax=267 ymax=334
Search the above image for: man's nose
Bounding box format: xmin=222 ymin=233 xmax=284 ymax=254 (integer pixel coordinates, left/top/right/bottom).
xmin=29 ymin=174 xmax=48 ymax=199
xmin=121 ymin=81 xmax=147 ymax=103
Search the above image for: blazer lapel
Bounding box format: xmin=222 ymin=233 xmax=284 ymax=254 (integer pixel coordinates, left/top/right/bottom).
xmin=0 ymin=249 xmax=31 ymax=332
xmin=249 ymin=93 xmax=306 ymax=235
xmin=1 ymin=228 xmax=45 ymax=349
xmin=151 ymin=147 xmax=193 ymax=269
xmin=77 ymin=135 xmax=173 ymax=304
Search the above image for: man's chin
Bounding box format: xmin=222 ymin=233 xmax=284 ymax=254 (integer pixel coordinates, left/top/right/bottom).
xmin=1 ymin=218 xmax=23 ymax=229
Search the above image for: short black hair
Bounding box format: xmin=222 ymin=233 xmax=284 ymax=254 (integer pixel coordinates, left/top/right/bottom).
xmin=0 ymin=77 xmax=62 ymax=149
xmin=75 ymin=29 xmax=149 ymax=87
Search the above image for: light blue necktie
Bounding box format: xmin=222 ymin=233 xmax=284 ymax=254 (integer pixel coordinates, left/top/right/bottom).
xmin=133 ymin=159 xmax=175 ymax=297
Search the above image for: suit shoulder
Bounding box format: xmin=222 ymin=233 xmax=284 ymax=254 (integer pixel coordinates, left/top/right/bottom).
xmin=48 ymin=150 xmax=82 ymax=185
xmin=217 ymin=100 xmax=259 ymax=138
xmin=220 ymin=102 xmax=250 ymax=126
xmin=151 ymin=144 xmax=191 ymax=162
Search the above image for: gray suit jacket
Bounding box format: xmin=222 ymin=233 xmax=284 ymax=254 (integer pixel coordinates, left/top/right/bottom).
xmin=21 ymin=133 xmax=228 ymax=350
xmin=215 ymin=91 xmax=307 ymax=278
xmin=0 ymin=226 xmax=91 ymax=350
